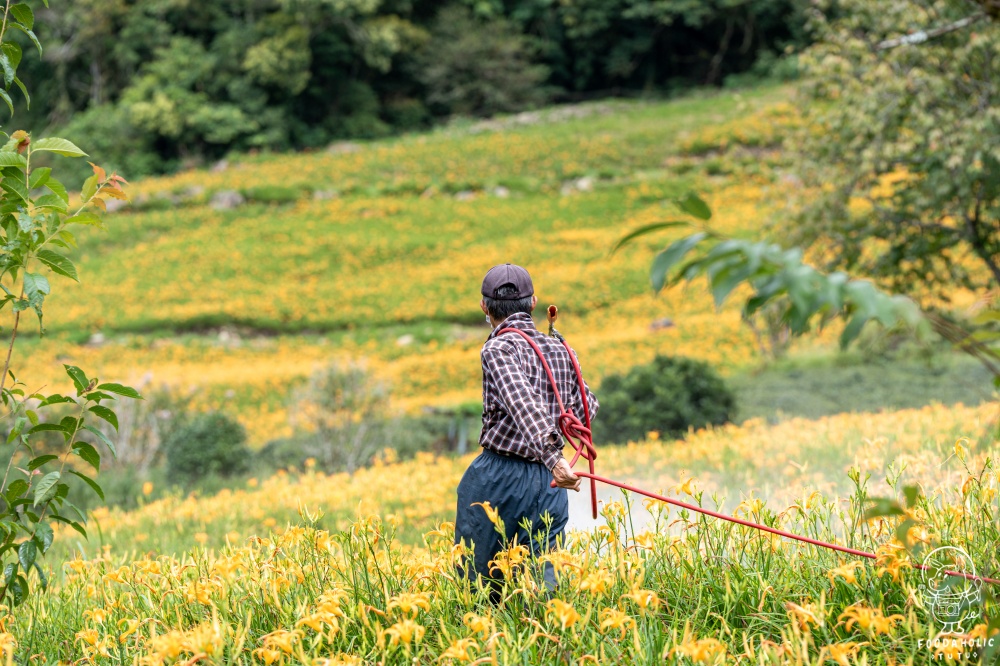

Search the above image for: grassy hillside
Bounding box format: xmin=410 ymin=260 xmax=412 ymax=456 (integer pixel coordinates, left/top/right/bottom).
xmin=13 ymin=86 xmax=811 ymax=443
xmin=12 ymin=84 xmax=988 ymax=446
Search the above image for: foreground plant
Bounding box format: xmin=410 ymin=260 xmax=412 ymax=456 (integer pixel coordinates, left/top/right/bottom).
xmin=8 ymin=447 xmax=995 ymax=662
xmin=0 ymin=0 xmax=138 ymax=606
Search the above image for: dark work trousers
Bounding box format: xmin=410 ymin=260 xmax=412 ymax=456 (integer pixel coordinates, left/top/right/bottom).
xmin=454 ymin=448 xmax=568 ymax=597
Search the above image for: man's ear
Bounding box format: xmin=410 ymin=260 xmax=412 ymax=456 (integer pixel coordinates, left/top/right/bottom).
xmin=530 ymin=295 xmax=538 ymax=310
xmin=480 ymin=299 xmax=489 ymax=316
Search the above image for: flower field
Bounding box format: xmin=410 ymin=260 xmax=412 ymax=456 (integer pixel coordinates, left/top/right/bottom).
xmin=8 ymin=82 xmax=1000 ymax=663
xmin=11 ymin=86 xmax=808 ymax=443
xmin=10 ymin=401 xmax=1000 ymax=662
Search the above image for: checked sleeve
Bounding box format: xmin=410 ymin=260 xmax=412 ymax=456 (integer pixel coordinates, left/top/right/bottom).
xmin=481 ymin=343 xmax=564 ymax=471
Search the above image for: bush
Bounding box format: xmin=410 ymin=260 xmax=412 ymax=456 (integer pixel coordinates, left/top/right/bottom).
xmin=291 ymin=362 xmax=392 ymax=473
xmin=384 ymin=97 xmax=431 ymax=132
xmin=592 ymin=355 xmax=736 ymax=445
xmin=163 ymin=412 xmax=250 ymax=482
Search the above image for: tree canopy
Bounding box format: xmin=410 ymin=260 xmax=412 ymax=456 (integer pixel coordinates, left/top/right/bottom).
xmin=790 ymin=0 xmax=1000 ymax=300
xmin=12 ymin=0 xmax=805 ymax=180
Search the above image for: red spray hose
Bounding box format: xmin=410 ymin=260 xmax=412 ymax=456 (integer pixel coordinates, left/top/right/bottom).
xmin=494 ymin=324 xmax=1000 ymax=586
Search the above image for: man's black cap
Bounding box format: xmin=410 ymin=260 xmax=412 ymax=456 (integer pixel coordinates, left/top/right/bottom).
xmin=481 ymin=263 xmax=534 ymax=300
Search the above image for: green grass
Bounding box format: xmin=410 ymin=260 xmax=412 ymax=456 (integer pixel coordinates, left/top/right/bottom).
xmin=52 ymin=85 xmax=790 ymax=337
xmin=732 ymin=349 xmax=997 ymax=424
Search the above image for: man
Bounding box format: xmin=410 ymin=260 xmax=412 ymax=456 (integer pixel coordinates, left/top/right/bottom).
xmin=455 ymin=263 xmax=599 ymax=595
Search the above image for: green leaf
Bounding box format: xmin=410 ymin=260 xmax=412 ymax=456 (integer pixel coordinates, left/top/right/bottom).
xmin=971 ymin=309 xmax=1000 ymax=325
xmin=0 ymin=152 xmax=25 ymax=168
xmin=5 ymin=479 xmax=27 ymax=499
xmin=1 ymin=171 xmax=28 ymax=201
xmin=5 ymin=416 xmax=24 ymax=444
xmin=89 ymin=405 xmax=118 ymax=431
xmin=45 ymin=177 xmax=68 ymax=203
xmin=0 ymin=88 xmax=12 ymax=116
xmin=710 ymin=262 xmax=751 ymax=308
xmin=83 ymin=424 xmax=117 ymax=459
xmin=863 ymin=497 xmax=905 ymax=520
xmin=17 ymin=540 xmax=35 ymax=570
xmin=16 ymin=212 xmax=32 ymax=233
xmin=32 ymin=470 xmax=60 ymax=507
xmin=610 ymin=221 xmax=689 ymax=254
xmin=844 ymin=280 xmax=879 ymax=317
xmin=9 ymin=4 xmax=34 ymax=30
xmin=1 ymin=42 xmax=22 ymax=70
xmin=68 ymin=469 xmax=103 ymax=501
xmin=839 ymin=313 xmax=870 ymax=349
xmin=34 ymin=521 xmax=53 ymax=553
xmin=34 ymin=194 xmax=68 ymax=212
xmin=22 ymin=273 xmax=49 ymax=300
xmin=63 ymin=365 xmax=88 ymax=394
xmin=96 ymin=383 xmax=142 ymax=400
xmin=38 ymin=394 xmax=75 ymax=407
xmin=29 ymin=167 xmax=50 ymax=189
xmin=31 ymin=137 xmax=85 ymax=158
xmin=60 ymin=415 xmax=81 ymax=433
xmin=55 ymin=230 xmax=77 ymax=249
xmin=63 ymin=212 xmax=103 ymax=228
xmin=13 ymin=76 xmax=28 ymax=108
xmin=36 ymin=249 xmax=78 ymax=281
xmin=27 ymin=423 xmax=69 ymax=436
xmin=72 ymin=441 xmax=101 ymax=472
xmin=674 ymin=192 xmax=712 ymax=220
xmin=8 ymin=575 xmax=25 ymax=605
xmin=894 ymin=518 xmax=916 ymax=547
xmin=8 ymin=23 xmax=40 ymax=56
xmin=80 ymin=174 xmax=98 ymax=201
xmin=981 ymin=614 xmax=1000 ymax=664
xmin=902 ymin=485 xmax=921 ymax=508
xmin=650 ymin=232 xmax=707 ymax=292
xmin=82 ymin=391 xmax=116 ymax=403
xmin=27 ymin=454 xmax=57 ymax=471
xmin=60 ymin=499 xmax=86 ymax=523
xmin=32 ymin=562 xmax=47 ymax=590
xmin=0 ymin=50 xmax=14 ymax=88
xmin=821 ymin=271 xmax=848 ymax=314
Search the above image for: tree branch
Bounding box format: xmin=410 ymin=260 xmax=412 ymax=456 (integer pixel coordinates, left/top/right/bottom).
xmin=876 ymin=13 xmax=986 ymax=50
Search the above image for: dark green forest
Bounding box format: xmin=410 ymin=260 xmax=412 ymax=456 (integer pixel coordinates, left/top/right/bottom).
xmin=13 ymin=0 xmax=806 ymax=180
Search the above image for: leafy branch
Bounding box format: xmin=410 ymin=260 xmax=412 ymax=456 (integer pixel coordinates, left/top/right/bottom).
xmin=0 ymin=0 xmax=140 ymax=608
xmin=614 ymin=192 xmax=931 ymax=349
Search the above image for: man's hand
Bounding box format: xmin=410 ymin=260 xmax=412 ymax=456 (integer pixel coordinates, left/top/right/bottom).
xmin=552 ymin=458 xmax=581 ymax=491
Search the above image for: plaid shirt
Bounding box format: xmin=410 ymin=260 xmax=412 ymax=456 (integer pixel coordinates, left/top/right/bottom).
xmin=479 ymin=312 xmax=599 ymax=471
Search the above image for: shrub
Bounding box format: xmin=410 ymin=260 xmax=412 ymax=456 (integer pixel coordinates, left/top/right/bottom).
xmin=163 ymin=412 xmax=250 ymax=482
xmin=384 ymin=97 xmax=431 ymax=132
xmin=592 ymin=355 xmax=736 ymax=445
xmin=291 ymin=362 xmax=392 ymax=473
